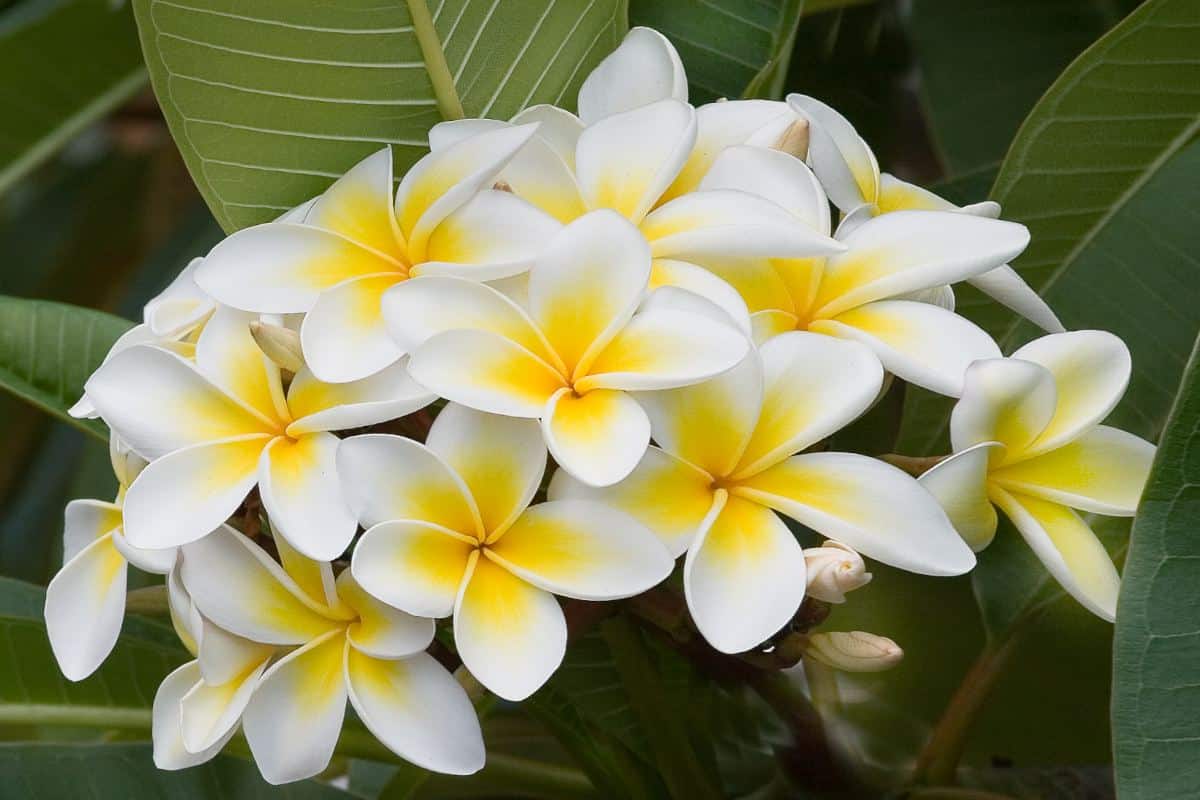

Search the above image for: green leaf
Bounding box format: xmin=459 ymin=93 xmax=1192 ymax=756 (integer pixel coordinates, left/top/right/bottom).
xmin=899 ymin=0 xmax=1200 ymax=454
xmin=629 ymin=0 xmax=804 ymax=103
xmin=0 ymin=296 xmax=133 ymax=441
xmin=0 ymin=742 xmax=353 ymax=798
xmin=0 ymin=0 xmax=147 ymax=196
xmin=131 ymin=0 xmax=627 ymax=232
xmin=1113 ymin=335 xmax=1200 ymax=799
xmin=908 ymin=0 xmax=1135 ymax=183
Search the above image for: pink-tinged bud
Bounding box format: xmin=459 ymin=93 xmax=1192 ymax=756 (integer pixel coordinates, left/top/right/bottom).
xmin=804 ymin=540 xmax=872 ymax=603
xmin=804 ymin=631 xmax=903 ymax=673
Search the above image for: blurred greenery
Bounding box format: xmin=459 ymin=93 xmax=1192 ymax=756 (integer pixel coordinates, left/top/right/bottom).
xmin=0 ymin=0 xmax=1196 ymax=797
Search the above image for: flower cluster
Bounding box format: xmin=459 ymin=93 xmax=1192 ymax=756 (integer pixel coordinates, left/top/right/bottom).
xmin=45 ymin=27 xmax=1154 ymax=784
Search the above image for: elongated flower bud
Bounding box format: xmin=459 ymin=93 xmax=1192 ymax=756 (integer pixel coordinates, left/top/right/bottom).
xmin=249 ymin=321 xmax=305 ymax=373
xmin=804 ymin=631 xmax=903 ymax=673
xmin=772 ymin=119 xmax=810 ymax=160
xmin=804 ymin=540 xmax=872 ymax=603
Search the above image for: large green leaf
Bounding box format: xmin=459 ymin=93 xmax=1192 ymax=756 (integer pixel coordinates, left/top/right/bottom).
xmin=0 ymin=0 xmax=147 ymax=196
xmin=899 ymin=0 xmax=1200 ymax=455
xmin=131 ymin=0 xmax=626 ymax=232
xmin=907 ymin=0 xmax=1135 ymax=185
xmin=0 ymin=296 xmax=132 ymax=441
xmin=628 ymin=0 xmax=804 ymax=102
xmin=1113 ymin=336 xmax=1200 ymax=799
xmin=0 ymin=742 xmax=353 ymax=798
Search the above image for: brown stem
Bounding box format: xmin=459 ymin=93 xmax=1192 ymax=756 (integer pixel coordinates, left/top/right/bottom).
xmin=878 ymin=453 xmax=948 ymax=476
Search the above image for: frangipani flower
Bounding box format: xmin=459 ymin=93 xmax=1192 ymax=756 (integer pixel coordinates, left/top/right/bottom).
xmin=341 ymin=404 xmax=674 ymax=700
xmin=683 ymin=144 xmax=1028 ymax=396
xmin=196 ymin=132 xmax=561 ymax=383
xmin=918 ymin=331 xmax=1155 ymax=620
xmin=69 ymin=258 xmax=214 ymax=419
xmin=84 ymin=305 xmax=433 ymax=558
xmin=153 ymin=551 xmax=274 ymax=771
xmin=179 ymin=526 xmax=480 ymax=783
xmin=786 ymin=93 xmax=1062 ymax=333
xmin=383 ymin=210 xmax=751 ymax=485
xmin=551 ymin=332 xmax=974 ymax=653
xmin=45 ymin=436 xmax=177 ymax=680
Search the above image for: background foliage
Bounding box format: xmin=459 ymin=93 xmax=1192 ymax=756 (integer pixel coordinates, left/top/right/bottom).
xmin=0 ymin=0 xmax=1196 ymax=797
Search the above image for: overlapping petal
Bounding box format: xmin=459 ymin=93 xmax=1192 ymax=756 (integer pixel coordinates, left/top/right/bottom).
xmin=352 ymin=520 xmax=475 ymax=618
xmin=918 ymin=443 xmax=1003 ymax=551
xmin=542 ymin=388 xmax=651 ymax=487
xmin=576 ymin=26 xmax=686 ymax=124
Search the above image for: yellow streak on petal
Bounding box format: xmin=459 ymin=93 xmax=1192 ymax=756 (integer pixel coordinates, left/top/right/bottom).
xmin=298 ymin=236 xmax=404 ymax=291
xmin=459 ymin=555 xmax=535 ymax=638
xmin=811 ymin=249 xmax=892 ymax=317
xmin=294 ymin=631 xmax=349 ymax=713
xmin=703 ymin=495 xmax=780 ymax=563
xmin=487 ymin=512 xmax=594 ymax=583
xmin=387 ymin=525 xmax=475 ymax=599
xmin=309 ymin=180 xmax=406 ymax=263
xmin=876 ymin=181 xmax=944 ymax=213
xmin=398 ymin=164 xmax=468 ymax=241
xmin=590 ymin=169 xmax=656 ymax=222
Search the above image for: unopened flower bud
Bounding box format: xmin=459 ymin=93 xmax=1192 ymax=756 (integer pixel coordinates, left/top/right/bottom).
xmin=772 ymin=119 xmax=810 ymax=160
xmin=249 ymin=321 xmax=305 ymax=373
xmin=804 ymin=540 xmax=872 ymax=603
xmin=804 ymin=631 xmax=903 ymax=673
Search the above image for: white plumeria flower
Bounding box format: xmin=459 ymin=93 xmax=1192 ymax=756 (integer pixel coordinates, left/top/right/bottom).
xmin=178 ymin=525 xmax=479 ymax=784
xmin=786 ymin=93 xmax=1062 ymax=333
xmin=680 ymin=144 xmax=1028 ymax=396
xmin=340 ymin=404 xmax=674 ymax=700
xmin=551 ymin=332 xmax=974 ymax=654
xmin=69 ymin=258 xmax=215 ymax=419
xmin=83 ymin=305 xmax=434 ymax=558
xmin=918 ymin=331 xmax=1155 ymax=621
xmin=153 ymin=550 xmax=274 ymax=771
xmin=383 ymin=210 xmax=751 ymax=486
xmin=44 ymin=436 xmax=179 ymax=680
xmin=195 ymin=134 xmax=561 ymax=383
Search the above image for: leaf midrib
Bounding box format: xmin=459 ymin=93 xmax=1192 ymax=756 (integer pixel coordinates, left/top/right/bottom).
xmin=406 ymin=0 xmax=464 ymax=120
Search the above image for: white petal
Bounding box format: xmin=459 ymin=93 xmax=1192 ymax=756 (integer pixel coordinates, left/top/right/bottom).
xmin=243 ymin=630 xmax=348 ymax=784
xmin=647 ymin=263 xmax=753 ymax=335
xmin=337 ymin=570 xmax=435 ymax=659
xmin=84 ymin=345 xmax=273 ymax=459
xmin=260 ymin=433 xmax=357 ymax=561
xmin=407 ymin=329 xmax=566 ymax=418
xmin=640 ymin=189 xmax=843 ymax=261
xmin=990 ymin=487 xmax=1120 ymax=621
xmin=510 ymin=105 xmax=583 ymax=168
xmin=951 ymin=357 xmax=1056 ymax=456
xmin=62 ymin=499 xmax=122 ymax=563
xmin=733 ymin=331 xmax=883 ymax=478
xmin=111 ymin=530 xmax=177 ymax=575
xmin=352 ymin=520 xmax=474 ymax=619
xmin=991 ymin=426 xmax=1155 ymax=515
xmin=285 ymin=361 xmax=434 ymax=436
xmin=813 ymin=211 xmax=1031 ymax=319
xmin=181 ymin=526 xmax=341 ymax=645
xmin=684 ymin=493 xmax=807 ymax=654
xmin=195 ymin=306 xmax=288 ymax=424
xmin=453 ymin=554 xmax=566 ymax=701
xmin=735 ymin=452 xmax=976 ymax=576
xmin=300 ymin=273 xmax=405 ymax=383
xmin=577 ymin=27 xmax=687 ymax=124
xmin=337 ymin=434 xmax=482 ymax=537
xmin=488 ymin=500 xmax=673 ymax=600
xmin=346 ymin=649 xmax=485 ymax=774
xmin=196 ymin=223 xmax=402 ymax=314
xmin=967 ymin=266 xmax=1064 ymax=334
xmin=787 ymin=94 xmax=880 ymax=212
xmin=811 ymin=299 xmax=1000 ymax=396
xmin=575 ymin=99 xmax=696 ymax=225
xmin=304 ymin=147 xmax=404 ymax=259
xmin=700 ymin=144 xmax=831 ymax=234
xmin=1012 ymin=330 xmax=1132 ymax=456
xmin=543 ymin=388 xmax=651 ymax=488
xmin=528 ymin=209 xmax=649 ymax=377
xmin=153 ymin=662 xmax=231 ymax=770
xmin=45 ymin=532 xmax=126 ymax=681
xmin=381 ymin=275 xmax=553 ymax=361
xmin=426 ymin=403 xmax=547 ymax=535
xmin=416 ymin=189 xmax=562 ymax=280
xmin=396 ymin=124 xmax=538 ymax=259
xmin=121 ymin=434 xmax=271 ymax=549
xmin=875 ymin=172 xmax=956 ymax=213
xmin=196 ymin=617 xmax=274 ymax=686
xmin=663 ymin=99 xmax=793 ymax=202
xmin=918 ymin=443 xmax=1002 ymax=551
xmin=143 ymin=258 xmax=214 ymax=339
xmin=180 ymin=658 xmax=268 ymax=753
xmin=69 ymin=324 xmax=159 ymax=419
xmin=577 ymin=307 xmax=749 ymax=393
